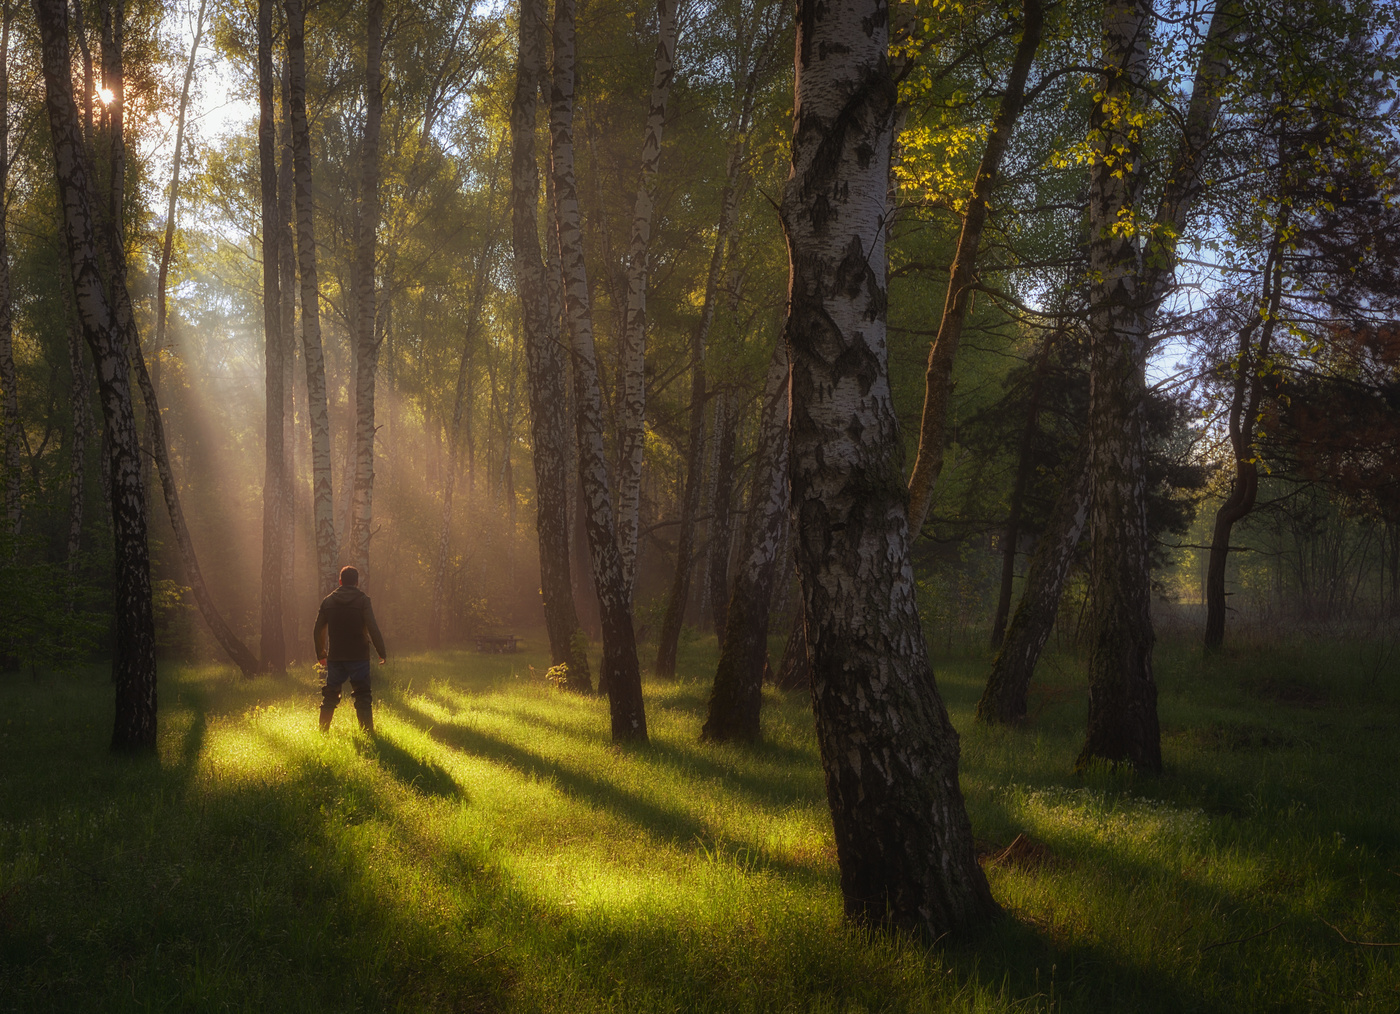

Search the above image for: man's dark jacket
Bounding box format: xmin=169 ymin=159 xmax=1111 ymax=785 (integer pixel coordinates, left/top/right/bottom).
xmin=314 ymin=586 xmax=387 ymax=661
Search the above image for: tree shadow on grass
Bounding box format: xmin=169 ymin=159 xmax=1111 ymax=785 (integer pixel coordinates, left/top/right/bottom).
xmin=395 ymin=699 xmax=832 ymax=885
xmin=354 ymin=729 xmax=465 ymax=802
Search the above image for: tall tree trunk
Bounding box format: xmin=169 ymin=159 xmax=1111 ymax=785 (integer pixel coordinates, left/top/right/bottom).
xmin=1080 ymin=0 xmax=1158 ymax=772
xmin=706 ymin=390 xmax=738 ymax=643
xmin=347 ymin=0 xmax=384 ymax=576
xmin=65 ymin=289 xmax=88 ymax=570
xmin=653 ymin=320 xmax=706 ymax=678
xmin=154 ymin=0 xmax=204 ymax=371
xmin=285 ymin=0 xmax=336 ymax=596
xmin=278 ymin=59 xmax=298 ymax=658
xmin=1077 ymin=0 xmax=1236 ymax=772
xmin=1204 ymin=234 xmax=1283 ymax=649
xmin=905 ymin=0 xmax=1044 ymax=533
xmin=772 ymin=610 xmax=808 ymax=690
xmin=0 ymin=4 xmax=20 ymax=540
xmin=702 ymin=339 xmax=788 ymax=742
xmin=509 ymin=0 xmax=590 ymax=684
xmin=33 ymin=0 xmax=156 ymax=749
xmin=651 ymin=71 xmax=761 ymax=678
xmin=551 ymin=0 xmax=646 ymax=740
xmin=257 ymin=0 xmax=285 ymax=673
xmin=989 ymin=340 xmax=1054 ymax=647
xmin=978 ymin=447 xmax=1089 ymax=724
xmin=783 ymin=0 xmax=996 ymax=936
xmin=616 ymin=0 xmax=681 ymax=595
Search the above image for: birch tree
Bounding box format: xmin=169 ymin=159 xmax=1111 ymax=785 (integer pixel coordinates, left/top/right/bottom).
xmin=347 ymin=0 xmax=385 ymax=576
xmin=781 ymin=0 xmax=995 ymax=935
xmin=285 ymin=0 xmax=337 ymax=595
xmin=1078 ymin=0 xmax=1236 ymax=772
xmin=33 ymin=0 xmax=156 ymax=750
xmin=510 ymin=0 xmax=590 ymax=684
xmin=257 ymin=0 xmax=286 ymax=673
xmin=701 ymin=339 xmax=788 ymax=742
xmin=616 ymin=0 xmax=681 ymax=594
xmin=0 ymin=3 xmax=19 ymax=539
xmin=551 ymin=0 xmax=647 ymax=739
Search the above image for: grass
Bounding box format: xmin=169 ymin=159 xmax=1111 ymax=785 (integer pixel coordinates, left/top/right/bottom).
xmin=1 ymin=633 xmax=1398 ymax=1012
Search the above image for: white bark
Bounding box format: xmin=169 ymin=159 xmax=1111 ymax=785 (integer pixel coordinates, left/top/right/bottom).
xmin=616 ymin=0 xmax=681 ymax=595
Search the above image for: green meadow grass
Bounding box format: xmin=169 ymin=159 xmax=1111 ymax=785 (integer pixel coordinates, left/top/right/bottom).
xmin=1 ymin=633 xmax=1397 ymax=1012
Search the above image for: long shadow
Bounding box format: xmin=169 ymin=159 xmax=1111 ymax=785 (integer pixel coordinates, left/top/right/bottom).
xmin=446 ymin=692 xmax=825 ymax=812
xmin=354 ymin=730 xmax=464 ymax=802
xmin=395 ymin=700 xmax=833 ymax=885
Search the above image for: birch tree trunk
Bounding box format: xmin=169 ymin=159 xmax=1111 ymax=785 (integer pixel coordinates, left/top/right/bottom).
xmin=0 ymin=4 xmax=20 ymax=539
xmin=702 ymin=339 xmax=788 ymax=742
xmin=905 ymin=0 xmax=1044 ymax=533
xmin=616 ymin=0 xmax=681 ymax=594
xmin=1078 ymin=0 xmax=1236 ymax=771
xmin=551 ymin=0 xmax=647 ymax=740
xmin=510 ymin=0 xmax=590 ymax=685
xmin=978 ymin=448 xmax=1089 ymax=724
xmin=783 ymin=0 xmax=995 ymax=936
xmin=347 ymin=0 xmax=385 ymax=576
xmin=65 ymin=292 xmax=88 ymax=570
xmin=772 ymin=612 xmax=808 ymax=690
xmin=154 ymin=0 xmax=204 ymax=371
xmin=285 ymin=0 xmax=336 ymax=595
xmin=33 ymin=0 xmax=157 ymax=750
xmin=278 ymin=62 xmax=299 ymax=656
xmin=257 ymin=0 xmax=286 ymax=673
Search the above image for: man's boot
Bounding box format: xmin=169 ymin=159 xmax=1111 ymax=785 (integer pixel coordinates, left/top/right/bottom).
xmin=319 ymin=705 xmax=336 ymax=733
xmin=354 ymin=700 xmax=375 ymax=735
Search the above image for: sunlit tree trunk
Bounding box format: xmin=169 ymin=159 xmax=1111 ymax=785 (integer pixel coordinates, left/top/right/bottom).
xmin=509 ymin=0 xmax=590 ymax=684
xmin=257 ymin=0 xmax=286 ymax=673
xmin=1205 ymin=234 xmax=1283 ymax=650
xmin=285 ymin=0 xmax=336 ymax=596
xmin=782 ymin=0 xmax=996 ymax=936
xmin=33 ymin=0 xmax=156 ymax=750
xmin=905 ymin=0 xmax=1043 ymax=534
xmin=0 ymin=5 xmax=20 ymax=540
xmin=551 ymin=0 xmax=646 ymax=740
xmin=978 ymin=448 xmax=1088 ymax=724
xmin=347 ymin=0 xmax=384 ymax=577
xmin=702 ymin=340 xmax=788 ymax=742
xmin=616 ymin=0 xmax=681 ymax=594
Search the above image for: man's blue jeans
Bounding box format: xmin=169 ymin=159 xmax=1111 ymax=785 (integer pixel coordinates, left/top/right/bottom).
xmin=322 ymin=659 xmax=373 ymax=729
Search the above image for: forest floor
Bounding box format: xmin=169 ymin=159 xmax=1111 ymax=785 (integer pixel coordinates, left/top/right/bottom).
xmin=1 ymin=632 xmax=1398 ymax=1013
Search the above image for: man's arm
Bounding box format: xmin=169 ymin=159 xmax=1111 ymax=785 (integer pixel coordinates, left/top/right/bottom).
xmin=365 ymin=600 xmax=387 ymax=661
xmin=313 ymin=603 xmax=329 ymax=661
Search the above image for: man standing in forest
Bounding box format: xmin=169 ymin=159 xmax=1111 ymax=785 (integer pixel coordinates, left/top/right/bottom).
xmin=314 ymin=565 xmax=387 ymax=733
